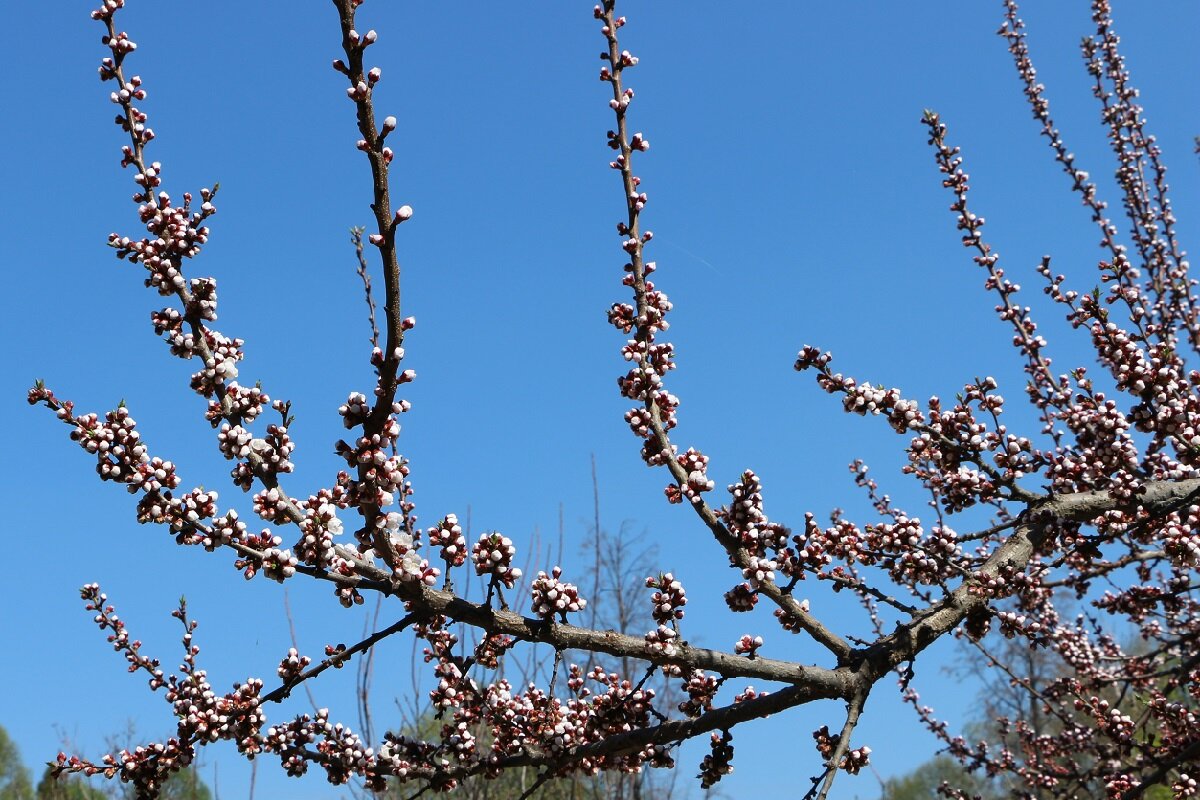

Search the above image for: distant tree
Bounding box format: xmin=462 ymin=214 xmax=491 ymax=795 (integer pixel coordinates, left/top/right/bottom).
xmin=378 ymin=709 xmax=581 ymax=800
xmin=374 ymin=521 xmax=683 ymax=800
xmin=146 ymin=768 xmax=210 ymax=800
xmin=0 ymin=726 xmax=33 ymax=800
xmin=893 ymin=624 xmax=1186 ymax=799
xmin=875 ymin=755 xmax=1001 ymax=800
xmin=0 ymin=727 xmax=209 ymax=800
xmin=34 ymin=769 xmax=104 ymax=800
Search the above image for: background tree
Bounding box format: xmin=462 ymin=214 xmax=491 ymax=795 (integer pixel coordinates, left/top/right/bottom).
xmin=873 ymin=755 xmax=1002 ymax=800
xmin=34 ymin=770 xmax=105 ymax=800
xmin=15 ymin=0 xmax=1200 ymax=798
xmin=142 ymin=768 xmax=209 ymax=800
xmin=882 ymin=626 xmax=1183 ymax=800
xmin=0 ymin=727 xmax=34 ymax=800
xmin=371 ymin=519 xmax=684 ymax=800
xmin=0 ymin=728 xmax=208 ymax=800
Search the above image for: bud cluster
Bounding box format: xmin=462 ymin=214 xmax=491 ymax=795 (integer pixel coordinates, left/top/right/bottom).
xmin=530 ymin=567 xmax=588 ymax=620
xmin=472 ymin=532 xmax=522 ymax=589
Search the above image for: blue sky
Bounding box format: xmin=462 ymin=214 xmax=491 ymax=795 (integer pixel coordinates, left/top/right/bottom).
xmin=2 ymin=1 xmax=1198 ymax=797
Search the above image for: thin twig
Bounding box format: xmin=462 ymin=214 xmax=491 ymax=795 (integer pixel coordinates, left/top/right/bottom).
xmin=281 ymin=588 xmax=320 ymax=712
xmin=261 ymin=613 xmax=419 ymax=705
xmin=349 ymin=226 xmax=380 ymax=350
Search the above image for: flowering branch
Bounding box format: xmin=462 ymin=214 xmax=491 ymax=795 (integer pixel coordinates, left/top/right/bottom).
xmin=31 ymin=0 xmax=1200 ymax=797
xmin=594 ymin=0 xmax=852 ymax=665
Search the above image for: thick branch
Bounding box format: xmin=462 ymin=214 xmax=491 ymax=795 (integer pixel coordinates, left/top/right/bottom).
xmin=857 ymin=478 xmax=1200 ymax=681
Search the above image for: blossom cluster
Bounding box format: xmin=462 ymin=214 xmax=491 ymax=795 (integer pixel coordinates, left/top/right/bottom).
xmin=698 ymin=731 xmax=734 ymax=788
xmin=530 ymin=567 xmax=588 ymax=620
xmin=471 ymin=532 xmax=522 ymax=590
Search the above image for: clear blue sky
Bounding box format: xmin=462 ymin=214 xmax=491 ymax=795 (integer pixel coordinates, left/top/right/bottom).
xmin=2 ymin=2 xmax=1197 ymax=797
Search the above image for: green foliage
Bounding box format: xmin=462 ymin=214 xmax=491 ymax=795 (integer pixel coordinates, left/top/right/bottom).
xmin=145 ymin=768 xmax=211 ymax=800
xmin=0 ymin=726 xmax=34 ymax=800
xmin=874 ymin=755 xmax=1000 ymax=800
xmin=378 ymin=714 xmax=602 ymax=800
xmin=0 ymin=725 xmax=210 ymax=800
xmin=35 ymin=765 xmax=211 ymax=800
xmin=33 ymin=769 xmax=105 ymax=800
xmin=380 ymin=767 xmax=667 ymax=800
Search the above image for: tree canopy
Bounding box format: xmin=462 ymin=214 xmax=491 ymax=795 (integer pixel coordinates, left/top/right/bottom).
xmin=15 ymin=0 xmax=1200 ymax=798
